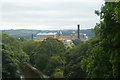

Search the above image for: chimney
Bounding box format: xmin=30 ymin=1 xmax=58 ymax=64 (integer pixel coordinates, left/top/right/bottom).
xmin=77 ymin=24 xmax=80 ymax=39
xmin=32 ymin=34 xmax=34 ymax=40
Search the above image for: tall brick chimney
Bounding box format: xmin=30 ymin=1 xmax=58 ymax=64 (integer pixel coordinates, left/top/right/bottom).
xmin=32 ymin=34 xmax=33 ymax=40
xmin=77 ymin=24 xmax=80 ymax=39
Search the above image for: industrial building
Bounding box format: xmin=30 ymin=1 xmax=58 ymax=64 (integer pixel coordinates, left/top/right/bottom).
xmin=36 ymin=25 xmax=88 ymax=45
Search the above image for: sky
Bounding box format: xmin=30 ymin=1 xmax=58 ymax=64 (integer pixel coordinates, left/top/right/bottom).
xmin=0 ymin=0 xmax=105 ymax=30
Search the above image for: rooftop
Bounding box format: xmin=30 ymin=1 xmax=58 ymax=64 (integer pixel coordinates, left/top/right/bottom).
xmin=37 ymin=32 xmax=58 ymax=35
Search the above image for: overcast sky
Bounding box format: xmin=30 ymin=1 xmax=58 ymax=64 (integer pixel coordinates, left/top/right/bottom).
xmin=0 ymin=0 xmax=104 ymax=30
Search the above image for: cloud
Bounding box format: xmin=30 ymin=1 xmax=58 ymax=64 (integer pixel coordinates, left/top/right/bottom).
xmin=0 ymin=0 xmax=104 ymax=30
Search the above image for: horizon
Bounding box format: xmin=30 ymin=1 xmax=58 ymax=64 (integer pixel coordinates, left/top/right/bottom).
xmin=0 ymin=28 xmax=93 ymax=31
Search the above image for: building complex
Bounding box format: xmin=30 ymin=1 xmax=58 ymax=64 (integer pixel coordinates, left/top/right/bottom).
xmin=36 ymin=25 xmax=88 ymax=45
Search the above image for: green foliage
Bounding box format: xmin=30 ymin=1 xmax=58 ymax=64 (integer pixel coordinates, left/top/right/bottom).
xmin=34 ymin=53 xmax=48 ymax=70
xmin=66 ymin=45 xmax=73 ymax=49
xmin=45 ymin=56 xmax=65 ymax=76
xmin=64 ymin=43 xmax=89 ymax=78
xmin=94 ymin=23 xmax=101 ymax=36
xmin=2 ymin=44 xmax=19 ymax=78
xmin=95 ymin=10 xmax=100 ymax=16
xmin=99 ymin=2 xmax=120 ymax=78
xmin=72 ymin=39 xmax=83 ymax=46
xmin=2 ymin=33 xmax=29 ymax=78
xmin=1 ymin=2 xmax=120 ymax=78
xmin=113 ymin=2 xmax=120 ymax=23
xmin=33 ymin=37 xmax=66 ymax=77
xmin=22 ymin=40 xmax=39 ymax=65
xmin=81 ymin=2 xmax=120 ymax=78
xmin=52 ymin=70 xmax=64 ymax=78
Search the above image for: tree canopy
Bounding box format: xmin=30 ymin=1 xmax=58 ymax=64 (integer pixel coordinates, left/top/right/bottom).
xmin=1 ymin=33 xmax=29 ymax=78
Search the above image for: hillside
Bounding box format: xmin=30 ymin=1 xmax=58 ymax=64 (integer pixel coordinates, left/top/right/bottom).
xmin=1 ymin=29 xmax=95 ymax=39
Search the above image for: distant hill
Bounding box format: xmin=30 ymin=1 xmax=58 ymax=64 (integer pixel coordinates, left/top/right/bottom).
xmin=1 ymin=29 xmax=95 ymax=39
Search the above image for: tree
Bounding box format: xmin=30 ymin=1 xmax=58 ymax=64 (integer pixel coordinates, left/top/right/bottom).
xmin=22 ymin=40 xmax=39 ymax=65
xmin=45 ymin=56 xmax=65 ymax=77
xmin=1 ymin=33 xmax=29 ymax=78
xmin=2 ymin=44 xmax=19 ymax=78
xmin=64 ymin=43 xmax=89 ymax=78
xmin=81 ymin=2 xmax=120 ymax=78
xmin=72 ymin=39 xmax=83 ymax=46
xmin=113 ymin=2 xmax=120 ymax=23
xmin=33 ymin=37 xmax=66 ymax=76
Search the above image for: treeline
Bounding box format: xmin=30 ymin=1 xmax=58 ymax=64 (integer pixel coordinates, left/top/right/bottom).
xmin=1 ymin=2 xmax=120 ymax=78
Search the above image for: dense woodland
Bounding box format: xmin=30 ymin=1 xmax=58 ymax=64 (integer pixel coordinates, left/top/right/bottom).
xmin=1 ymin=2 xmax=120 ymax=79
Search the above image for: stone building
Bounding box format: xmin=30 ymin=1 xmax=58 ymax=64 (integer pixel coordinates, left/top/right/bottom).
xmin=36 ymin=32 xmax=88 ymax=45
xmin=36 ymin=32 xmax=60 ymax=41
